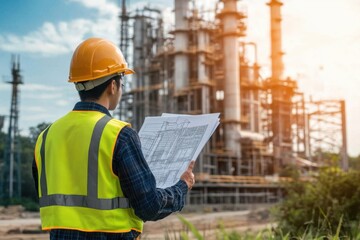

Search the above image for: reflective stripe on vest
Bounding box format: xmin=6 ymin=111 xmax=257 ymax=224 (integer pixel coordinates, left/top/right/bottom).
xmin=39 ymin=115 xmax=130 ymax=210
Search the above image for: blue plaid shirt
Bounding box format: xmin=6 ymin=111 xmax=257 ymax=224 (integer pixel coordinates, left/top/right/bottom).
xmin=32 ymin=101 xmax=189 ymax=239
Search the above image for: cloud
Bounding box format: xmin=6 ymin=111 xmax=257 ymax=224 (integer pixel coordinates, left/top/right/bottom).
xmin=0 ymin=19 xmax=92 ymax=56
xmin=0 ymin=106 xmax=7 ymax=115
xmin=55 ymin=99 xmax=71 ymax=107
xmin=128 ymin=0 xmax=170 ymax=10
xmin=23 ymin=106 xmax=48 ymax=113
xmin=21 ymin=112 xmax=59 ymax=122
xmin=0 ymin=0 xmax=119 ymax=56
xmin=0 ymin=0 xmax=210 ymax=56
xmin=23 ymin=92 xmax=63 ymax=100
xmin=0 ymin=83 xmax=11 ymax=91
xmin=19 ymin=84 xmax=65 ymax=99
xmin=69 ymin=0 xmax=118 ymax=16
xmin=21 ymin=83 xmax=59 ymax=92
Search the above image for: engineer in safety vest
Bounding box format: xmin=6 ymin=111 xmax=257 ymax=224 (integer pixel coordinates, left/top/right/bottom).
xmin=32 ymin=37 xmax=195 ymax=239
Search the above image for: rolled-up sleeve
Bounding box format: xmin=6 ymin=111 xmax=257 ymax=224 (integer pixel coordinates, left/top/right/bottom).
xmin=113 ymin=127 xmax=188 ymax=222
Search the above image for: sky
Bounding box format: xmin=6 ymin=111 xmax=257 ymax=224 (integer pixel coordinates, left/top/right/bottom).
xmin=0 ymin=0 xmax=359 ymax=156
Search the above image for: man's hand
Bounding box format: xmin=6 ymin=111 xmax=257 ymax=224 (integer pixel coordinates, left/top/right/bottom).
xmin=180 ymin=161 xmax=195 ymax=190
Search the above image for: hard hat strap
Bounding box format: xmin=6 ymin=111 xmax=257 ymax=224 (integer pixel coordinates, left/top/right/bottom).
xmin=75 ymin=73 xmax=123 ymax=91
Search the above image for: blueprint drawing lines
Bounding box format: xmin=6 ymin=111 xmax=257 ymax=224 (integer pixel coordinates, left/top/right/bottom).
xmin=139 ymin=117 xmax=208 ymax=188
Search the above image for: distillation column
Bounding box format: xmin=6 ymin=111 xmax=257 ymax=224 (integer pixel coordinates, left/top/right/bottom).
xmin=197 ymin=21 xmax=211 ymax=113
xmin=218 ymin=0 xmax=243 ymax=155
xmin=132 ymin=14 xmax=146 ymax=130
xmin=173 ymin=0 xmax=190 ymax=92
xmin=267 ymin=0 xmax=295 ymax=170
xmin=132 ymin=10 xmax=159 ymax=129
xmin=133 ymin=14 xmax=144 ymax=90
xmin=268 ymin=0 xmax=284 ymax=80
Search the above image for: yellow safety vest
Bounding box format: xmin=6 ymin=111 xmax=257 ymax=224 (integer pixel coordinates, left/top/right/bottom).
xmin=34 ymin=110 xmax=143 ymax=233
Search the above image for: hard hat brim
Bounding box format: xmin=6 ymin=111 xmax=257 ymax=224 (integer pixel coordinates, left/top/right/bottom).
xmin=68 ymin=68 xmax=135 ymax=83
xmin=124 ymin=68 xmax=135 ymax=75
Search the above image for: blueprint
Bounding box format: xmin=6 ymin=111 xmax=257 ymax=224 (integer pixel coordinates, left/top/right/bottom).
xmin=138 ymin=113 xmax=220 ymax=188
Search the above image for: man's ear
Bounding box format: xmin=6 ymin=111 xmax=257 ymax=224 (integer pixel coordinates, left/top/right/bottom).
xmin=107 ymin=80 xmax=116 ymax=95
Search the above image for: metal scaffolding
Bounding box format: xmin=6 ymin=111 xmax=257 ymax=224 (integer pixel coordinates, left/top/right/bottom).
xmin=306 ymin=99 xmax=348 ymax=170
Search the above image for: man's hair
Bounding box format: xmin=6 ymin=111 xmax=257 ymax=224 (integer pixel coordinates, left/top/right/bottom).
xmin=78 ymin=75 xmax=121 ymax=101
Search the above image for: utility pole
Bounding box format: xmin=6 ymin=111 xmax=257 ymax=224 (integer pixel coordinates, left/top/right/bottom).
xmin=0 ymin=55 xmax=23 ymax=199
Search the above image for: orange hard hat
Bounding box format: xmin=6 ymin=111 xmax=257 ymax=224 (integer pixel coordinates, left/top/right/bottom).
xmin=68 ymin=37 xmax=134 ymax=84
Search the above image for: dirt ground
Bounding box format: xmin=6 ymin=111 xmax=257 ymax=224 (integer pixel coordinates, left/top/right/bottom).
xmin=0 ymin=206 xmax=273 ymax=240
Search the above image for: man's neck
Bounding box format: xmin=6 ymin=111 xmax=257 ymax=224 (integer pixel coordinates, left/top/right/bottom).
xmin=83 ymin=98 xmax=109 ymax=110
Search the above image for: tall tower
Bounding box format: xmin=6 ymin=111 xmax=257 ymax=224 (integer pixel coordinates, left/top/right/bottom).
xmin=268 ymin=0 xmax=284 ymax=80
xmin=1 ymin=55 xmax=23 ymax=199
xmin=217 ymin=0 xmax=246 ymax=155
xmin=266 ymin=0 xmax=296 ymax=171
xmin=173 ymin=0 xmax=190 ymax=92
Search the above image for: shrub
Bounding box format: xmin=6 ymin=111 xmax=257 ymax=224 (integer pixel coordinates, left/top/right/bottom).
xmin=273 ymin=167 xmax=360 ymax=238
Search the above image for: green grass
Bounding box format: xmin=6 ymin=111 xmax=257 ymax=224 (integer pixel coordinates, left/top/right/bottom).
xmin=154 ymin=214 xmax=360 ymax=240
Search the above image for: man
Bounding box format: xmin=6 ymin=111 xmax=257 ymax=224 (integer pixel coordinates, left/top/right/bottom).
xmin=32 ymin=37 xmax=195 ymax=239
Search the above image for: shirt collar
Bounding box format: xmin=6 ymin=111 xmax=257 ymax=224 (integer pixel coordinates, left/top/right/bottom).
xmin=73 ymin=101 xmax=112 ymax=117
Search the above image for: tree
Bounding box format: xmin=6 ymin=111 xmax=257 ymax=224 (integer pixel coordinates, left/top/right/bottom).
xmin=29 ymin=122 xmax=51 ymax=145
xmin=0 ymin=122 xmax=51 ymax=209
xmin=349 ymin=154 xmax=360 ymax=170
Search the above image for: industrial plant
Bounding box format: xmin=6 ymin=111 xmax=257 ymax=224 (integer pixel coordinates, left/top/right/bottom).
xmin=117 ymin=0 xmax=348 ymax=209
xmin=0 ymin=0 xmax=347 ymax=210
